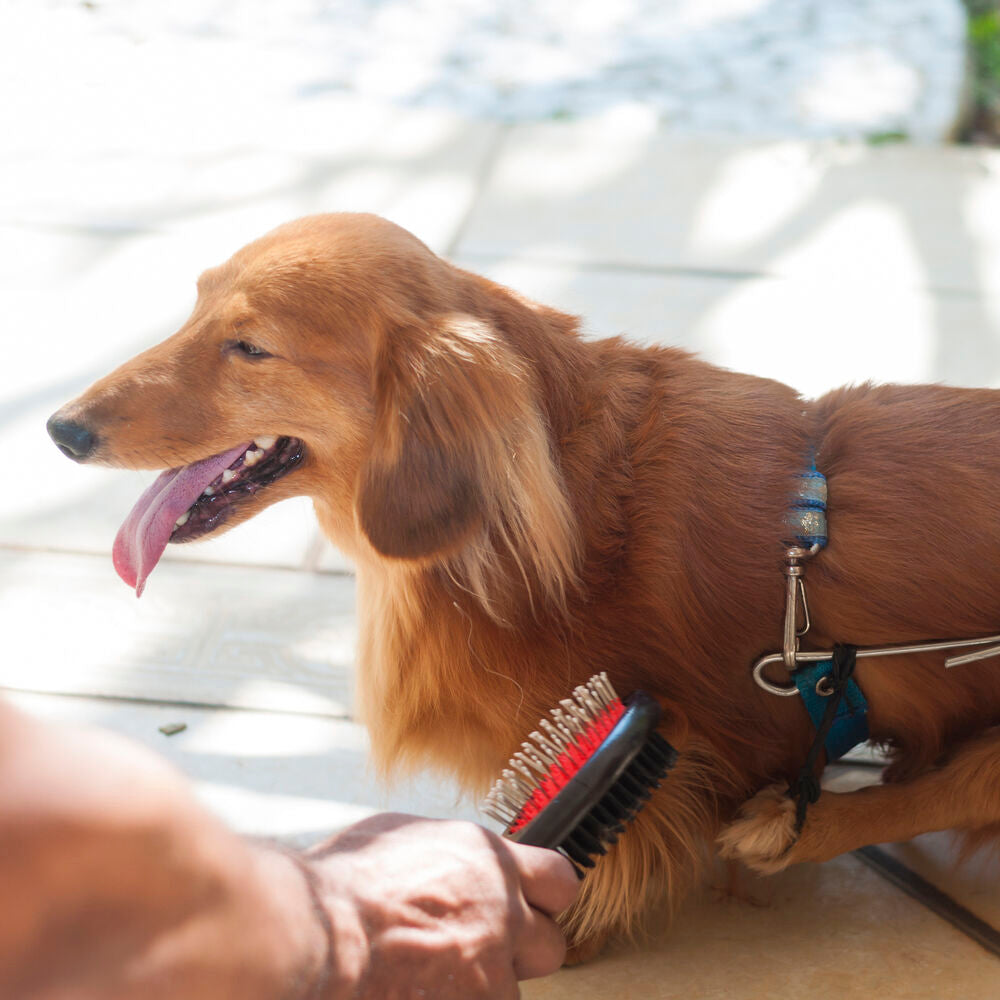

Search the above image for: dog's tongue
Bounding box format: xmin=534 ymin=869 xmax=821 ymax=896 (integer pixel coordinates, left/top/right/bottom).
xmin=113 ymin=443 xmax=250 ymax=597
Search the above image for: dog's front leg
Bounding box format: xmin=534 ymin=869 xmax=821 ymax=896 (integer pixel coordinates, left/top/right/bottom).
xmin=717 ymin=726 xmax=1000 ymax=874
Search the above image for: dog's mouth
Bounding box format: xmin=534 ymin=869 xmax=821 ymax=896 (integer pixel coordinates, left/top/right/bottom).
xmin=112 ymin=436 xmax=305 ymax=597
xmin=169 ymin=436 xmax=305 ymax=543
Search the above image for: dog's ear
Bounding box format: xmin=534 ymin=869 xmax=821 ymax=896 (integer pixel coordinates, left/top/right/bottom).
xmin=357 ymin=318 xmax=494 ymax=561
xmin=357 ymin=312 xmax=580 ymax=614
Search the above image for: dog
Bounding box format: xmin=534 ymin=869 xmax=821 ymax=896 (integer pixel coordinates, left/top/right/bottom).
xmin=47 ymin=213 xmax=1000 ymax=958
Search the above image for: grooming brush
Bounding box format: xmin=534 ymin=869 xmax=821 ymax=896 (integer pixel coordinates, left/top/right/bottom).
xmin=482 ymin=673 xmax=677 ymax=870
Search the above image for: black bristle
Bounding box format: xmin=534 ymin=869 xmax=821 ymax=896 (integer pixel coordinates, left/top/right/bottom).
xmin=568 ymin=829 xmax=607 ymax=858
xmin=591 ymin=803 xmax=617 ymax=827
xmin=605 ymin=785 xmax=632 ymax=813
xmin=630 ymin=752 xmax=668 ymax=784
xmin=618 ymin=773 xmax=646 ymax=798
xmin=640 ymin=749 xmax=671 ymax=774
xmin=563 ymin=839 xmax=597 ymax=869
xmin=627 ymin=760 xmax=659 ymax=784
xmin=650 ymin=732 xmax=679 ymax=764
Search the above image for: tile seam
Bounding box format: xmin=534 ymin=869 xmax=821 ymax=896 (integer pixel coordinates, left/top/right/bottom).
xmin=854 ymin=844 xmax=1000 ymax=959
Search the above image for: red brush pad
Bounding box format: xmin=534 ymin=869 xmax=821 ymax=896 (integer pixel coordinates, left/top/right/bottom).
xmin=508 ymin=698 xmax=625 ymax=834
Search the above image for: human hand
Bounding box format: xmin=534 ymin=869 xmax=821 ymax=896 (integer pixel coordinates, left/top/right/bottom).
xmin=305 ymin=813 xmax=580 ymax=999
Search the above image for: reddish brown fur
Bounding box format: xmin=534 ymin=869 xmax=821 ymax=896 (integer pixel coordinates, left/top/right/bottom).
xmin=51 ymin=214 xmax=1000 ymax=954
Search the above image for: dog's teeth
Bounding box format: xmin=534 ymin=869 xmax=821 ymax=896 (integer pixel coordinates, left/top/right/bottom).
xmin=222 ymin=469 xmax=237 ymax=484
xmin=174 ymin=511 xmax=190 ymax=528
xmin=254 ymin=435 xmax=277 ymax=450
xmin=202 ymin=486 xmax=215 ymax=497
xmin=243 ymin=448 xmax=264 ymax=467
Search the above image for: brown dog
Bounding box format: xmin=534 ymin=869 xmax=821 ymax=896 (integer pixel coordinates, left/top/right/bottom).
xmin=47 ymin=213 xmax=1000 ymax=956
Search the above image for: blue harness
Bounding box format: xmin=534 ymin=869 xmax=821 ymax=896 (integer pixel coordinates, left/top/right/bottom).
xmin=792 ymin=657 xmax=869 ymax=761
xmin=759 ymin=462 xmax=1000 ymax=827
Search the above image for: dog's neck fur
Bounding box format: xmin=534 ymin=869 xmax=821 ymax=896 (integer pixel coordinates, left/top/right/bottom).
xmin=340 ymin=294 xmax=819 ymax=796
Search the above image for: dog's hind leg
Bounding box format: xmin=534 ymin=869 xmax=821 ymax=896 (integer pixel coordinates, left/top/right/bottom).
xmin=717 ymin=725 xmax=1000 ymax=874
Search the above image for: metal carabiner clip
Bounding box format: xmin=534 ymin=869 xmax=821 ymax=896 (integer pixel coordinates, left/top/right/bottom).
xmin=754 ymin=634 xmax=1000 ymax=697
xmin=780 ymin=543 xmax=820 ymax=669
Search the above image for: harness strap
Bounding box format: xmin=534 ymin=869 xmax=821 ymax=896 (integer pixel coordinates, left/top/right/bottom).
xmin=793 ymin=651 xmax=869 ymax=761
xmin=787 ymin=644 xmax=865 ymax=831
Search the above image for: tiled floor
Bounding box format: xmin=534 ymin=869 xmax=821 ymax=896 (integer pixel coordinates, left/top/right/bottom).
xmin=527 ymin=854 xmax=1000 ymax=1000
xmin=4 ymin=93 xmax=1000 ymax=995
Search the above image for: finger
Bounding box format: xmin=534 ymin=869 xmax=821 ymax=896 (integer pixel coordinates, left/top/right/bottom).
xmin=512 ymin=905 xmax=568 ymax=980
xmin=504 ymin=842 xmax=581 ymax=917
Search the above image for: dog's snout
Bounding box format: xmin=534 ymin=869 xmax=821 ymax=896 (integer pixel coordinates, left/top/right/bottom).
xmin=46 ymin=414 xmax=98 ymax=462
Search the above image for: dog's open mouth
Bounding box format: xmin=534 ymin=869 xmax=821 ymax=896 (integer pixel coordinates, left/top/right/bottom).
xmin=113 ymin=436 xmax=304 ymax=597
xmin=169 ymin=436 xmax=304 ymax=543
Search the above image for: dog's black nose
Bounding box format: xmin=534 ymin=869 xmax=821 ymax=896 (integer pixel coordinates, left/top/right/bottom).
xmin=47 ymin=414 xmax=98 ymax=462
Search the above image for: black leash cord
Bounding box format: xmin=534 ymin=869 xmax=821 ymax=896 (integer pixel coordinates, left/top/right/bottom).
xmin=786 ymin=643 xmax=859 ymax=833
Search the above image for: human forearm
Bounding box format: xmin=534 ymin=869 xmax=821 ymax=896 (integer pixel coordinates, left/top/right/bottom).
xmin=0 ymin=703 xmax=327 ymax=1000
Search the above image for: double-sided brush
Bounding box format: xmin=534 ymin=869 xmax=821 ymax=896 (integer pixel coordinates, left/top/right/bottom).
xmin=482 ymin=673 xmax=677 ymax=870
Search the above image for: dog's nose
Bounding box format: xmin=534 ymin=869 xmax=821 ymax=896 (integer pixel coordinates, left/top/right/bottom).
xmin=46 ymin=414 xmax=98 ymax=462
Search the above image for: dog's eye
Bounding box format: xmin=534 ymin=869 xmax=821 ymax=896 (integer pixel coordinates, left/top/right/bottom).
xmin=232 ymin=340 xmax=271 ymax=359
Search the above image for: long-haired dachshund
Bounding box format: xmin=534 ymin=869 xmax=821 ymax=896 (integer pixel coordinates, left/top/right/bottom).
xmin=47 ymin=214 xmax=1000 ymax=958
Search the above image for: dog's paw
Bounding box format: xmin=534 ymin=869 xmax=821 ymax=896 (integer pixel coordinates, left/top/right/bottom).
xmin=717 ymin=784 xmax=798 ymax=875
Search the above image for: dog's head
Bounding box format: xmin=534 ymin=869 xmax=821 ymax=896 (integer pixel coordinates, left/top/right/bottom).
xmin=49 ymin=213 xmax=579 ymax=606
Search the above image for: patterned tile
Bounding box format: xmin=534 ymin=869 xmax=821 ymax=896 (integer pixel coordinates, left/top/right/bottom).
xmin=526 ymin=855 xmax=1000 ymax=999
xmin=6 ymin=691 xmax=478 ymax=844
xmin=0 ymin=549 xmax=356 ymax=716
xmin=453 ymin=255 xmax=1000 ymax=399
xmin=460 ymin=133 xmax=1000 ymax=295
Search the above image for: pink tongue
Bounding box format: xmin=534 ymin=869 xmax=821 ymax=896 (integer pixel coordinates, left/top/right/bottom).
xmin=113 ymin=443 xmax=250 ymax=596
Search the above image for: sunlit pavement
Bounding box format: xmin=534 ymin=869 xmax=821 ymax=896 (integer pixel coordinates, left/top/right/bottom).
xmin=3 ymin=3 xmax=1000 ymax=996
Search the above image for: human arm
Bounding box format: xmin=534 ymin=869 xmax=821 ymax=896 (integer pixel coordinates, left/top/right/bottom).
xmin=0 ymin=701 xmax=577 ymax=999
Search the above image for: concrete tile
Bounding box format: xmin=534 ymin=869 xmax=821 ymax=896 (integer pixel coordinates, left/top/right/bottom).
xmin=2 ymin=102 xmax=500 ymax=256
xmin=4 ymin=0 xmax=501 ymax=257
xmin=0 ymin=227 xmax=187 ymax=408
xmin=314 ymin=538 xmax=355 ymax=575
xmin=525 ymin=855 xmax=1000 ymax=1000
xmin=0 ymin=549 xmax=356 ymax=716
xmin=456 ymin=255 xmax=1000 ymax=397
xmin=5 ymin=691 xmax=477 ymax=845
xmin=880 ymin=832 xmax=1000 ymax=933
xmin=460 ymin=128 xmax=1000 ymax=295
